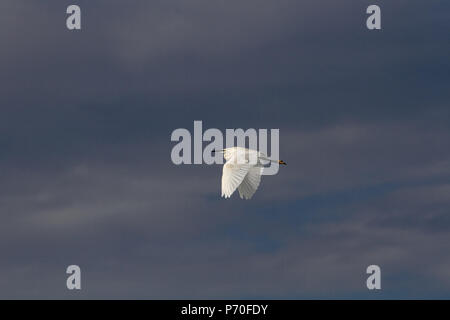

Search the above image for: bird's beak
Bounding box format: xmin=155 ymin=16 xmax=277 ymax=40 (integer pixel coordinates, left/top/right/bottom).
xmin=279 ymin=160 xmax=287 ymax=165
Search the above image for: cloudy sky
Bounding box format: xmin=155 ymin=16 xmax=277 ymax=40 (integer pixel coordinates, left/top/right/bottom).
xmin=1 ymin=0 xmax=449 ymax=298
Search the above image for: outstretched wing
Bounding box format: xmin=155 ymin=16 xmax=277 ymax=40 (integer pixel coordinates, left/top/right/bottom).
xmin=221 ymin=155 xmax=251 ymax=198
xmin=238 ymin=166 xmax=263 ymax=199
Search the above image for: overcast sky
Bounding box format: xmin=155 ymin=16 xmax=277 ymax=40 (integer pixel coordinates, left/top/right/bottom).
xmin=0 ymin=0 xmax=449 ymax=298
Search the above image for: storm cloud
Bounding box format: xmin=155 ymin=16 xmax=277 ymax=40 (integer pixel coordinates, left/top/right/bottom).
xmin=0 ymin=0 xmax=449 ymax=298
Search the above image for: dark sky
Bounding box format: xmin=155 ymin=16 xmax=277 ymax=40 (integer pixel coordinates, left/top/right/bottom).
xmin=0 ymin=0 xmax=449 ymax=298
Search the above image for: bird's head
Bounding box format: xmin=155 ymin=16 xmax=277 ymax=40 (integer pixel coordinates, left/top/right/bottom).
xmin=278 ymin=160 xmax=287 ymax=165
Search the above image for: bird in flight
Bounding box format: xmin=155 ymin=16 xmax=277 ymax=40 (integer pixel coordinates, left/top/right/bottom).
xmin=213 ymin=147 xmax=287 ymax=200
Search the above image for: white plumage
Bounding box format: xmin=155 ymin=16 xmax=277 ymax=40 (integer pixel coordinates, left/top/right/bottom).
xmin=217 ymin=147 xmax=286 ymax=200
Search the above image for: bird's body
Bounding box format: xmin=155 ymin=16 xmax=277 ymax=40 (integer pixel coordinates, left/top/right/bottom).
xmin=217 ymin=147 xmax=286 ymax=200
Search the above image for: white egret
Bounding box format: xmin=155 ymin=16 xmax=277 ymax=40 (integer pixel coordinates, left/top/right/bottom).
xmin=213 ymin=147 xmax=286 ymax=199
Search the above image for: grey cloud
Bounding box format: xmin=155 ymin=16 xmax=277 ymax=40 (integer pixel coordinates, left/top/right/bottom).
xmin=0 ymin=0 xmax=449 ymax=298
